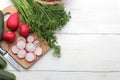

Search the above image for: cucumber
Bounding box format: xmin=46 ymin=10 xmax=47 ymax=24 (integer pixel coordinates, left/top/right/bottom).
xmin=0 ymin=69 xmax=16 ymax=80
xmin=0 ymin=56 xmax=7 ymax=69
xmin=0 ymin=11 xmax=4 ymax=40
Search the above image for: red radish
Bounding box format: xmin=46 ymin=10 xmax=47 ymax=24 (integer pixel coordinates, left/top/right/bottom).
xmin=17 ymin=36 xmax=26 ymax=42
xmin=3 ymin=31 xmax=16 ymax=42
xmin=27 ymin=35 xmax=34 ymax=43
xmin=33 ymin=40 xmax=40 ymax=47
xmin=25 ymin=53 xmax=36 ymax=62
xmin=11 ymin=45 xmax=19 ymax=54
xmin=19 ymin=24 xmax=30 ymax=37
xmin=34 ymin=47 xmax=42 ymax=56
xmin=26 ymin=43 xmax=35 ymax=52
xmin=17 ymin=40 xmax=26 ymax=49
xmin=18 ymin=49 xmax=26 ymax=59
xmin=7 ymin=13 xmax=19 ymax=30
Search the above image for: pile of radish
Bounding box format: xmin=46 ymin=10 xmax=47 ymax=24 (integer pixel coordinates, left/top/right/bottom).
xmin=11 ymin=35 xmax=43 ymax=62
xmin=3 ymin=13 xmax=30 ymax=42
xmin=2 ymin=12 xmax=43 ymax=62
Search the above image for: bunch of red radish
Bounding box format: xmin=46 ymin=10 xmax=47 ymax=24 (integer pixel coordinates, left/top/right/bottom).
xmin=3 ymin=12 xmax=43 ymax=62
xmin=3 ymin=13 xmax=29 ymax=42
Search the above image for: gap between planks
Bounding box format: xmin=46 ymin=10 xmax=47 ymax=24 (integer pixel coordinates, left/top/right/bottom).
xmin=6 ymin=70 xmax=120 ymax=73
xmin=56 ymin=33 xmax=120 ymax=35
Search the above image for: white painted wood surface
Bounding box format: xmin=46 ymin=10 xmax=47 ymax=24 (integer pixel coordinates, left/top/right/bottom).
xmin=1 ymin=0 xmax=120 ymax=80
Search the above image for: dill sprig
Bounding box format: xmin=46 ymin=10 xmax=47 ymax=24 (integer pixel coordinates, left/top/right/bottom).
xmin=11 ymin=0 xmax=71 ymax=57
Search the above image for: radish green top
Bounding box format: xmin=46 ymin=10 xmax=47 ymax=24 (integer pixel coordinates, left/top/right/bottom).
xmin=11 ymin=0 xmax=71 ymax=57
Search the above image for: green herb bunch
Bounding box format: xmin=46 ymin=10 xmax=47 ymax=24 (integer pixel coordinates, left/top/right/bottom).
xmin=11 ymin=0 xmax=70 ymax=57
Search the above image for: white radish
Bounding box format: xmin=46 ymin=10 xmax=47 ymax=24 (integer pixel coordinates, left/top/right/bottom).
xmin=33 ymin=40 xmax=40 ymax=47
xmin=26 ymin=43 xmax=35 ymax=52
xmin=17 ymin=36 xmax=26 ymax=42
xmin=18 ymin=49 xmax=26 ymax=59
xmin=27 ymin=35 xmax=34 ymax=43
xmin=25 ymin=53 xmax=36 ymax=62
xmin=34 ymin=47 xmax=42 ymax=56
xmin=17 ymin=40 xmax=26 ymax=49
xmin=11 ymin=45 xmax=19 ymax=54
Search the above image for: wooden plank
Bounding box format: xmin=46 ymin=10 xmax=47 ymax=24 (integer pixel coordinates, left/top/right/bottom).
xmin=59 ymin=9 xmax=120 ymax=34
xmin=8 ymin=71 xmax=120 ymax=80
xmin=61 ymin=0 xmax=120 ymax=33
xmin=5 ymin=34 xmax=120 ymax=71
xmin=2 ymin=0 xmax=120 ymax=34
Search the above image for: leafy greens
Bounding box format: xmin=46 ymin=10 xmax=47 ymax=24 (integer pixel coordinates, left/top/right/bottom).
xmin=11 ymin=0 xmax=71 ymax=57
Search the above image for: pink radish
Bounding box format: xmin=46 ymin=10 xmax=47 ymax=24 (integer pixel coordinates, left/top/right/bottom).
xmin=7 ymin=13 xmax=19 ymax=30
xmin=26 ymin=43 xmax=35 ymax=52
xmin=3 ymin=31 xmax=16 ymax=42
xmin=17 ymin=40 xmax=26 ymax=49
xmin=11 ymin=45 xmax=19 ymax=54
xmin=18 ymin=49 xmax=26 ymax=59
xmin=25 ymin=53 xmax=36 ymax=62
xmin=17 ymin=36 xmax=26 ymax=42
xmin=27 ymin=35 xmax=34 ymax=43
xmin=34 ymin=47 xmax=42 ymax=56
xmin=19 ymin=24 xmax=30 ymax=37
xmin=33 ymin=40 xmax=40 ymax=47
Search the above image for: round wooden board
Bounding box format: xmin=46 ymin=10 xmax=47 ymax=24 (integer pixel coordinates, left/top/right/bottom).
xmin=1 ymin=5 xmax=50 ymax=69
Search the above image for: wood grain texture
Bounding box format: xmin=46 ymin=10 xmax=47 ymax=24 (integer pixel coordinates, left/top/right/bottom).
xmin=9 ymin=71 xmax=120 ymax=80
xmin=1 ymin=0 xmax=120 ymax=80
xmin=2 ymin=5 xmax=17 ymax=15
xmin=59 ymin=0 xmax=120 ymax=34
xmin=5 ymin=34 xmax=120 ymax=71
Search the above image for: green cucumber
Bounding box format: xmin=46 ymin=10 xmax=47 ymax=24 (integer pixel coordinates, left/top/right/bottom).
xmin=0 ymin=56 xmax=7 ymax=69
xmin=0 ymin=69 xmax=16 ymax=80
xmin=0 ymin=10 xmax=4 ymax=40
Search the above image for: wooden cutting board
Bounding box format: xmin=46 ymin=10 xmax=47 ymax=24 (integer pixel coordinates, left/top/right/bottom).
xmin=1 ymin=5 xmax=50 ymax=69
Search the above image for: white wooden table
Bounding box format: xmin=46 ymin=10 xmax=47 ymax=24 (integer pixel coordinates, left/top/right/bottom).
xmin=1 ymin=0 xmax=120 ymax=80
